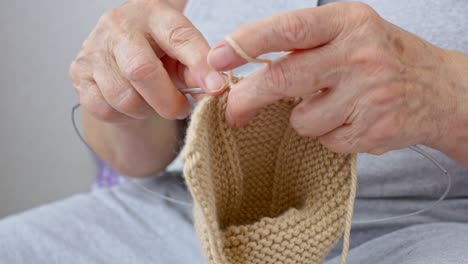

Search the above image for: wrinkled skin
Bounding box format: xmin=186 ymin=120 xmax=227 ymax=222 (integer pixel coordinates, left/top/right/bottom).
xmin=208 ymin=2 xmax=468 ymax=165
xmin=69 ymin=0 xmax=226 ymax=176
xmin=70 ymin=0 xmax=225 ymax=123
xmin=70 ymin=1 xmax=468 ymax=176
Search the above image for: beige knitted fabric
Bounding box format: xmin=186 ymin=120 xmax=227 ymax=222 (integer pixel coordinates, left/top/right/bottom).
xmin=182 ymin=91 xmax=357 ymax=264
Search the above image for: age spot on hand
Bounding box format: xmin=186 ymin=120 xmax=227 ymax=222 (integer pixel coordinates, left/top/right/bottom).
xmin=393 ymin=37 xmax=405 ymax=55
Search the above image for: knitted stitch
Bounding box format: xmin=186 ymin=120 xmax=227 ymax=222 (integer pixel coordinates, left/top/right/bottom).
xmin=182 ymin=91 xmax=357 ymax=264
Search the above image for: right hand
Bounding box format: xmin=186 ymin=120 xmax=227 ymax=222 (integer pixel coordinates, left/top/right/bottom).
xmin=70 ymin=0 xmax=226 ymax=123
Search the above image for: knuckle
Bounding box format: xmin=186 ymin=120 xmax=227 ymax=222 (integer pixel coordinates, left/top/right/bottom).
xmin=116 ymin=89 xmax=139 ymax=110
xmin=290 ymin=108 xmax=310 ymax=137
xmin=261 ymin=63 xmax=290 ymax=97
xmin=278 ymin=13 xmax=308 ymax=44
xmin=92 ymin=103 xmax=120 ymax=122
xmin=97 ymin=9 xmax=130 ymax=42
xmin=359 ymin=87 xmax=399 ymax=111
xmin=348 ymin=44 xmax=385 ymax=68
xmin=75 ymin=81 xmax=94 ymax=101
xmin=113 ymin=89 xmax=150 ymax=116
xmin=348 ymin=2 xmax=379 ymax=24
xmin=123 ymin=59 xmax=161 ymax=82
xmin=167 ymin=23 xmax=198 ymax=50
xmin=132 ymin=0 xmax=162 ymax=7
xmin=70 ymin=52 xmax=85 ymax=65
xmin=99 ymin=11 xmax=113 ymax=27
xmin=320 ymin=130 xmax=358 ymax=154
xmin=359 ymin=93 xmax=376 ymax=110
xmin=94 ymin=106 xmax=118 ymax=122
xmin=69 ymin=57 xmax=82 ymax=74
xmin=69 ymin=60 xmax=79 ymax=81
xmin=99 ymin=9 xmax=121 ymax=27
xmin=82 ymin=96 xmax=119 ymax=122
xmin=81 ymin=38 xmax=92 ymax=50
xmin=80 ymin=86 xmax=123 ymax=122
xmin=69 ymin=57 xmax=88 ymax=86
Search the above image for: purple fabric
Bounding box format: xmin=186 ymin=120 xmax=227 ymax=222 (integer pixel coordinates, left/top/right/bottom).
xmin=93 ymin=156 xmax=126 ymax=189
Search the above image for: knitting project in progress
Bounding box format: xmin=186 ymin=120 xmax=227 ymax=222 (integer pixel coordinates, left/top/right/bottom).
xmin=182 ymin=38 xmax=357 ymax=264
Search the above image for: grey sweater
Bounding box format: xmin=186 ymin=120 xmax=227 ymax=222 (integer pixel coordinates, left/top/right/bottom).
xmin=0 ymin=2 xmax=466 ymax=264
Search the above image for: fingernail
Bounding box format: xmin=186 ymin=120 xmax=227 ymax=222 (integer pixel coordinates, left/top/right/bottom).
xmin=204 ymin=71 xmax=226 ymax=93
xmin=208 ymin=41 xmax=236 ymax=70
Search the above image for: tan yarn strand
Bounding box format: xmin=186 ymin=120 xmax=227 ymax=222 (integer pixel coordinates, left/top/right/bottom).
xmin=224 ymin=35 xmax=272 ymax=64
xmin=224 ymin=36 xmax=357 ymax=264
xmin=340 ymin=155 xmax=357 ymax=264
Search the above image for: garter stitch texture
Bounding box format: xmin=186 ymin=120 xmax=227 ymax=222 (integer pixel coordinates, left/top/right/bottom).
xmin=182 ymin=92 xmax=357 ymax=264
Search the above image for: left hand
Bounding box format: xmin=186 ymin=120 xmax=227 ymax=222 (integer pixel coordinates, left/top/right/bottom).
xmin=207 ymin=2 xmax=462 ymax=155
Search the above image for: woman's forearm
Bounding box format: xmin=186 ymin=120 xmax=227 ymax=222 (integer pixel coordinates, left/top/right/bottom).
xmin=82 ymin=110 xmax=181 ymax=177
xmin=73 ymin=0 xmax=201 ymax=177
xmin=427 ymin=49 xmax=468 ymax=166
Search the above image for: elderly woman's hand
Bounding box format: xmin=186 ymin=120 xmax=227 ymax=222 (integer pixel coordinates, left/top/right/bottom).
xmin=70 ymin=0 xmax=225 ymax=123
xmin=207 ymin=2 xmax=468 ymax=157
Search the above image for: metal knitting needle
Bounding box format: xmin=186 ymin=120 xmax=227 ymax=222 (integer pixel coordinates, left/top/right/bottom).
xmin=178 ymin=72 xmax=241 ymax=95
xmin=178 ymin=87 xmax=205 ymax=94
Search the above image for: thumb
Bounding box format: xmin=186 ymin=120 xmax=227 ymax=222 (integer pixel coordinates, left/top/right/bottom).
xmin=207 ymin=4 xmax=344 ymax=71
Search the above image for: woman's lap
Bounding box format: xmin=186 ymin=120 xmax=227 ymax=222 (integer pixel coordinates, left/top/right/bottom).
xmin=0 ymin=172 xmax=203 ymax=264
xmin=326 ymin=222 xmax=468 ymax=264
xmin=0 ymin=172 xmax=466 ymax=264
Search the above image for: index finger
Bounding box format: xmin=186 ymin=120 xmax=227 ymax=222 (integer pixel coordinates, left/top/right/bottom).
xmin=148 ymin=3 xmax=226 ymax=93
xmin=207 ymin=3 xmax=346 ymax=71
xmin=113 ymin=34 xmax=190 ymax=120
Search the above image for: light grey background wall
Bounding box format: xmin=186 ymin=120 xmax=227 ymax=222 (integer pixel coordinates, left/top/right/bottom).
xmin=0 ymin=1 xmax=123 ymax=218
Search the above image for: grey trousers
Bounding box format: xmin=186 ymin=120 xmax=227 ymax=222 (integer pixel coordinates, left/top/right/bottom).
xmin=1 ymin=172 xmax=467 ymax=264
